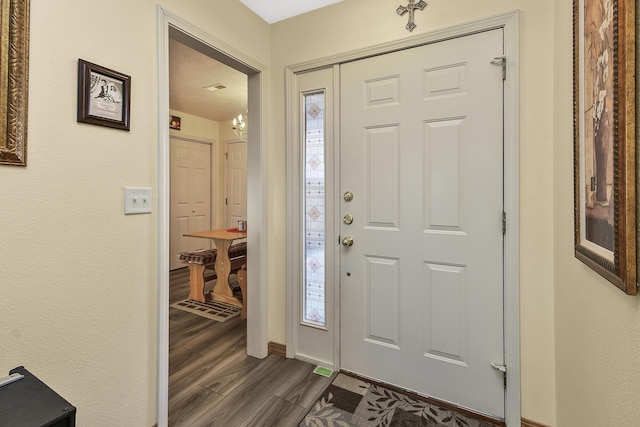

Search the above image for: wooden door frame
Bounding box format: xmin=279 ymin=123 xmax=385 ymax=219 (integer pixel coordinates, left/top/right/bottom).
xmin=156 ymin=6 xmax=269 ymax=427
xmin=286 ymin=11 xmax=521 ymax=425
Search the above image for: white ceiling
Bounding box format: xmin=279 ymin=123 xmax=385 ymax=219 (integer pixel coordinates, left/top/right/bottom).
xmin=169 ymin=38 xmax=247 ymax=123
xmin=240 ymin=0 xmax=343 ymax=24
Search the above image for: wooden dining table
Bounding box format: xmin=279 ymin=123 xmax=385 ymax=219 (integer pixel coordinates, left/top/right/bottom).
xmin=183 ymin=228 xmax=247 ymax=306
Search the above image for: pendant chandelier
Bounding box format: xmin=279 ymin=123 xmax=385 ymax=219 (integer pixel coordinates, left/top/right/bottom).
xmin=232 ymin=113 xmax=247 ymax=141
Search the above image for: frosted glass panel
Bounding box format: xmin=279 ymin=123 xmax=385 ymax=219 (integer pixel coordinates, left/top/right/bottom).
xmin=303 ymin=92 xmax=326 ymax=326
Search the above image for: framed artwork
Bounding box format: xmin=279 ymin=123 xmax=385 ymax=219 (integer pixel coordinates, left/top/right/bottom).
xmin=77 ymin=59 xmax=131 ymax=131
xmin=0 ymin=0 xmax=30 ymax=166
xmin=573 ymin=0 xmax=636 ymax=294
xmin=170 ymin=115 xmax=181 ymax=130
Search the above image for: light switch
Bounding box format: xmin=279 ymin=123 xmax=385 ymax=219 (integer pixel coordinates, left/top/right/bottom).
xmin=124 ymin=187 xmax=152 ymax=215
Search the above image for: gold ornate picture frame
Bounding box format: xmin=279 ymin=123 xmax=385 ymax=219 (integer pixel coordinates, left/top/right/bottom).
xmin=573 ymin=0 xmax=636 ymax=294
xmin=0 ymin=0 xmax=30 ymax=166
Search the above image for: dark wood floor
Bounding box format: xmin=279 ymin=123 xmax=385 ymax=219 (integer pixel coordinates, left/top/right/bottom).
xmin=169 ymin=268 xmax=332 ymax=426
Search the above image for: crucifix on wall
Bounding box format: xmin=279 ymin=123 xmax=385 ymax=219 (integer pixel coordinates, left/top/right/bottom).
xmin=396 ymin=0 xmax=427 ymax=32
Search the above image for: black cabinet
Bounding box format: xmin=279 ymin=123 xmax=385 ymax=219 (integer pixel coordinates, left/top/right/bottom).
xmin=0 ymin=366 xmax=76 ymax=426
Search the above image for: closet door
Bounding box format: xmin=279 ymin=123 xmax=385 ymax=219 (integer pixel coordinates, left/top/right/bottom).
xmin=170 ymin=138 xmax=211 ymax=270
xmin=224 ymin=141 xmax=247 ymax=228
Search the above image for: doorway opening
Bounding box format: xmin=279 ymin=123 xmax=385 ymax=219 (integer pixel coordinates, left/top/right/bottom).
xmin=157 ymin=7 xmax=268 ymax=426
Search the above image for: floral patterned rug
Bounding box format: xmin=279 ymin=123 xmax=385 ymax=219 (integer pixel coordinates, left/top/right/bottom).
xmin=299 ymin=373 xmax=501 ymax=427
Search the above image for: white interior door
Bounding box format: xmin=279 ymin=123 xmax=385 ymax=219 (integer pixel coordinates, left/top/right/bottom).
xmin=170 ymin=138 xmax=211 ymax=270
xmin=340 ymin=29 xmax=505 ymax=417
xmin=225 ymin=141 xmax=247 ymax=228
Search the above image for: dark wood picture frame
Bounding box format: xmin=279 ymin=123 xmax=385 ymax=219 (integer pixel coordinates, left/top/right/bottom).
xmin=77 ymin=59 xmax=131 ymax=131
xmin=573 ymin=0 xmax=636 ymax=294
xmin=0 ymin=0 xmax=30 ymax=166
xmin=169 ymin=115 xmax=181 ymax=130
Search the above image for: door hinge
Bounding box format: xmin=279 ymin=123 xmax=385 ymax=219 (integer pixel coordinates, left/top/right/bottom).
xmin=502 ymin=212 xmax=506 ymax=235
xmin=225 ymin=198 xmax=228 ymax=206
xmin=491 ymin=56 xmax=506 ymax=80
xmin=491 ymin=363 xmax=507 ymax=388
xmin=225 ymin=152 xmax=228 ymax=160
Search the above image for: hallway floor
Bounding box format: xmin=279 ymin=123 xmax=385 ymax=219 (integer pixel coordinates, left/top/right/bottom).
xmin=169 ymin=268 xmax=331 ymax=426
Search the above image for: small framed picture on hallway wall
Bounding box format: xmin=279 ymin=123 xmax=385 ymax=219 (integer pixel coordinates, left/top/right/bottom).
xmin=573 ymin=0 xmax=636 ymax=294
xmin=77 ymin=59 xmax=131 ymax=131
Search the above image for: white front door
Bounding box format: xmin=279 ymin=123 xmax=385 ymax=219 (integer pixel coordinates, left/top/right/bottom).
xmin=340 ymin=29 xmax=505 ymax=417
xmin=169 ymin=138 xmax=211 ymax=270
xmin=225 ymin=141 xmax=247 ymax=228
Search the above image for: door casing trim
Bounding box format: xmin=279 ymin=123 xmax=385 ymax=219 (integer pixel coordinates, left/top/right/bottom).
xmin=285 ymin=10 xmax=520 ymax=425
xmin=157 ymin=6 xmax=269 ymax=427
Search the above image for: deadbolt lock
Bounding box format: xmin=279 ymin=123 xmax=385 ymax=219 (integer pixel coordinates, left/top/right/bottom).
xmin=343 ymin=191 xmax=354 ymax=202
xmin=343 ymin=214 xmax=354 ymax=225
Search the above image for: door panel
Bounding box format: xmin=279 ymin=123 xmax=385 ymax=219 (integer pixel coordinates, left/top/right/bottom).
xmin=365 ymin=255 xmax=400 ymax=348
xmin=427 ymin=119 xmax=464 ymax=228
xmin=340 ymin=29 xmax=505 ymax=417
xmin=366 ymin=126 xmax=400 ymax=228
xmin=425 ymin=262 xmax=468 ymax=364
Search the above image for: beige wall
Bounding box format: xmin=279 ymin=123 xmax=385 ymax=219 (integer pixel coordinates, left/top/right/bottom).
xmin=553 ymin=1 xmax=640 ymax=426
xmin=0 ymin=1 xmax=269 ymax=425
xmin=271 ymin=0 xmax=557 ymax=424
xmin=169 ymin=109 xmax=219 ymax=142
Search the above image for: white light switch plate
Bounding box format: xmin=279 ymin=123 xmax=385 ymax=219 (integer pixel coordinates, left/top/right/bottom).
xmin=124 ymin=187 xmax=152 ymax=215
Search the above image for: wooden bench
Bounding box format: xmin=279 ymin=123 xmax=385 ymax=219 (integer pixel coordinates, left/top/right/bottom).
xmin=237 ymin=264 xmax=247 ymax=319
xmin=178 ymin=242 xmax=247 ymax=303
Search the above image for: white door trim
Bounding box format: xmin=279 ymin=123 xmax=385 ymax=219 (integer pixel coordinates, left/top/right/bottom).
xmin=286 ymin=11 xmax=520 ymax=425
xmin=285 ymin=65 xmax=340 ymax=369
xmin=156 ymin=6 xmax=269 ymax=427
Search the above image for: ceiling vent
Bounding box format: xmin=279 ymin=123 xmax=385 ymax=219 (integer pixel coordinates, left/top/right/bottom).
xmin=203 ymin=83 xmax=227 ymax=91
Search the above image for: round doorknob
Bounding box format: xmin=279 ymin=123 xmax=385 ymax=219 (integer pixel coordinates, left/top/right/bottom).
xmin=342 ymin=236 xmax=354 ymax=247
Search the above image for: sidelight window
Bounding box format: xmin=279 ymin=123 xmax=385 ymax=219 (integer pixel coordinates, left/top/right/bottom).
xmin=302 ymin=91 xmax=326 ymax=327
